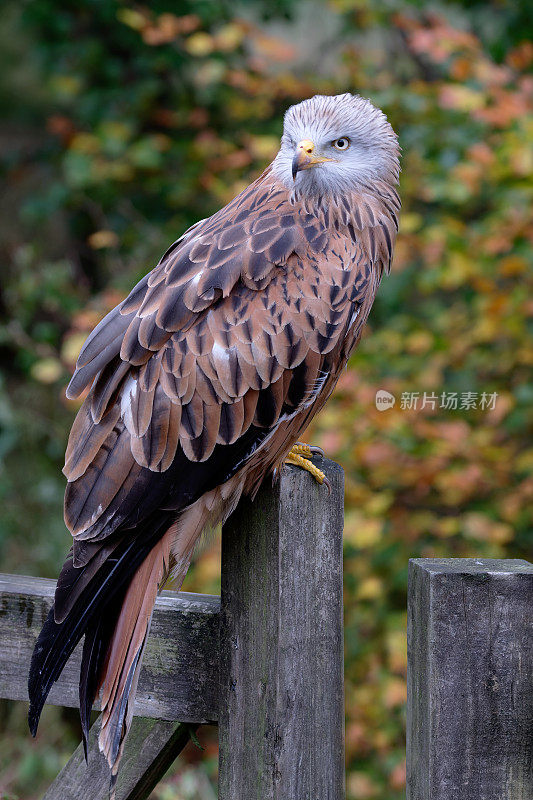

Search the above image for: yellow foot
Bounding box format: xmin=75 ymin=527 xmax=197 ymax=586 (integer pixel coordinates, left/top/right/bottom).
xmin=284 ymin=443 xmax=331 ymax=493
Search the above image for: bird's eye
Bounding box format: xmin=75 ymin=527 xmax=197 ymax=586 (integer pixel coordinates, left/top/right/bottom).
xmin=333 ymin=137 xmax=350 ymax=151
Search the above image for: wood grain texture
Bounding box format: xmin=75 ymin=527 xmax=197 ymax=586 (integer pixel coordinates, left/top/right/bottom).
xmin=42 ymin=715 xmax=198 ymax=800
xmin=407 ymin=558 xmax=533 ymax=800
xmin=0 ymin=575 xmax=220 ymax=722
xmin=218 ymin=456 xmax=345 ymax=800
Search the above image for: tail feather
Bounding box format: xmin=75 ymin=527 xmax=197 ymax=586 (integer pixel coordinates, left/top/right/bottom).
xmin=98 ymin=529 xmax=172 ymax=775
xmin=98 ymin=493 xmax=221 ymax=781
xmin=54 ymin=539 xmax=120 ymax=623
xmin=28 ymin=519 xmax=169 ymax=738
xmin=28 ymin=481 xmax=238 ymax=791
xmin=79 ymin=605 xmax=123 ymax=759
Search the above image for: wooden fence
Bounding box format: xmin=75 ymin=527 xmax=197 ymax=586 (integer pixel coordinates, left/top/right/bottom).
xmin=1 ymin=456 xmax=531 ymax=799
xmin=0 ymin=457 xmax=345 ymax=800
xmin=407 ymin=557 xmax=533 ymax=799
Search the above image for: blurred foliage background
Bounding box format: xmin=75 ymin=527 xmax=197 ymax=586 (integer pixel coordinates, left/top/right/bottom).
xmin=0 ymin=0 xmax=532 ymax=797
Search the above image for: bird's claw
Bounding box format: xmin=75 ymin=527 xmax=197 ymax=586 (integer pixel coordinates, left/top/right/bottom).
xmin=284 ymin=444 xmax=330 ymax=493
xmin=290 ymin=442 xmax=325 ymax=459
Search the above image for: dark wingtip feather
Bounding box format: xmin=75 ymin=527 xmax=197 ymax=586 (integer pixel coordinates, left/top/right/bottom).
xmin=28 ymin=705 xmax=41 ymax=738
xmin=79 ymin=627 xmax=98 ymax=761
xmin=28 ymin=518 xmax=171 ymax=744
xmin=79 ymin=608 xmax=122 ymax=763
xmin=27 ymin=606 xmax=63 ymax=737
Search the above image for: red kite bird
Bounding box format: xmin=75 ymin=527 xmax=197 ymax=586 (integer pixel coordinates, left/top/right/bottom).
xmin=28 ymin=93 xmax=400 ymax=786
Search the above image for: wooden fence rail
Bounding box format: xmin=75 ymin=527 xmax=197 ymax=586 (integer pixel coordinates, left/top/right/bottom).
xmin=0 ymin=456 xmax=345 ymax=800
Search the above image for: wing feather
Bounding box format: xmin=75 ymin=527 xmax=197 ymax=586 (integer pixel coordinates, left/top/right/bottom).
xmin=63 ymin=171 xmax=399 ymax=539
xmin=64 ymin=422 xmax=134 ymax=537
xmin=64 ymin=398 xmax=120 ymax=483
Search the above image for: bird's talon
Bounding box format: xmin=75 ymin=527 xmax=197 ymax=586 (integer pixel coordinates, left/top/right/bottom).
xmin=289 ymin=443 xmax=313 ymax=458
xmin=284 ymin=446 xmax=329 ymax=489
xmin=290 ymin=442 xmax=324 ymax=459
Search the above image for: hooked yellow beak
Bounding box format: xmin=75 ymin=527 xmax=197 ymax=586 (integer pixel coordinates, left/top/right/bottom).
xmin=292 ymin=139 xmax=334 ymax=179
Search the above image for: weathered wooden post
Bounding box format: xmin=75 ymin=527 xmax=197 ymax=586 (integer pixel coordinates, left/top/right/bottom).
xmin=219 ymin=457 xmax=345 ymax=800
xmin=407 ymin=558 xmax=533 ymax=800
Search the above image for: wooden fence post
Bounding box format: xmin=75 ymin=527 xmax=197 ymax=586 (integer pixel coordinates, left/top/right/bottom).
xmin=407 ymin=558 xmax=533 ymax=800
xmin=218 ymin=457 xmax=345 ymax=800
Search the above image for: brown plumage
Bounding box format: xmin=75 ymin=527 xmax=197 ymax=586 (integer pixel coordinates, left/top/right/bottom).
xmin=28 ymin=93 xmax=400 ymax=787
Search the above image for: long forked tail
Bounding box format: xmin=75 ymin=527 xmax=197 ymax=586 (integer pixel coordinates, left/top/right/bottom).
xmin=28 ymin=493 xmax=221 ymax=791
xmin=28 ymin=519 xmax=169 ymax=739
xmin=97 ymin=529 xmax=173 ymax=786
xmin=97 ymin=492 xmax=225 ymax=785
xmin=27 ymin=518 xmax=174 ymax=777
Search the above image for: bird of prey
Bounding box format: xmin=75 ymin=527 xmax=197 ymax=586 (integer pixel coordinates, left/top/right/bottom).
xmin=28 ymin=93 xmax=400 ymax=785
